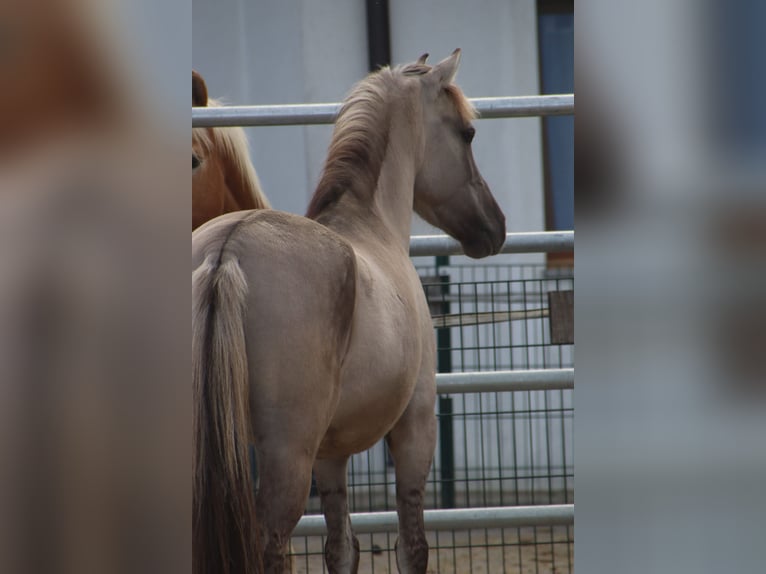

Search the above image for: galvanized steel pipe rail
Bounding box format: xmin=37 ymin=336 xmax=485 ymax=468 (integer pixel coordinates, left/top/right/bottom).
xmin=192 ymin=94 xmax=574 ymax=127
xmin=436 ymin=368 xmax=573 ymax=394
xmin=409 ymin=230 xmax=573 ymax=256
xmin=293 ymin=504 xmax=574 ymax=536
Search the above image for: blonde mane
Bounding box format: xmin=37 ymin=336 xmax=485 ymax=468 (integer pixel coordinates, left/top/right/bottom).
xmin=306 ymin=63 xmax=474 ymax=220
xmin=193 ymin=99 xmax=269 ymax=210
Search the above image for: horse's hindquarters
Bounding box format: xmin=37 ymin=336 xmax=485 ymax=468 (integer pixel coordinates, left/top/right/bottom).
xmin=194 ymin=209 xmax=359 ymax=569
xmin=195 ymin=209 xmax=358 ymax=448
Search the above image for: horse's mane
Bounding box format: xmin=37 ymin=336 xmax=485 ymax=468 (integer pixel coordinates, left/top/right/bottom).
xmin=193 ymin=99 xmax=270 ymax=210
xmin=306 ymin=63 xmax=475 ymax=220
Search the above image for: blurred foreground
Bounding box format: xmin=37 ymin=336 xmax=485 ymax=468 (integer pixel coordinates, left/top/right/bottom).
xmin=577 ymin=1 xmax=766 ymax=573
xmin=0 ymin=0 xmax=188 ymax=572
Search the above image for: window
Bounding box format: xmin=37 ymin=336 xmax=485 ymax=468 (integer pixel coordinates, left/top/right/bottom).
xmin=538 ymin=1 xmax=574 ymax=266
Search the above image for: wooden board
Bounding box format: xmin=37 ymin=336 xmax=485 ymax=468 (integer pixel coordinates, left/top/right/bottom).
xmin=548 ymin=290 xmax=574 ymax=344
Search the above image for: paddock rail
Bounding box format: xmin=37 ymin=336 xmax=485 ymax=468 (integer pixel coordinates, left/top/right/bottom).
xmin=192 ymin=94 xmax=574 ymax=127
xmin=410 ymin=230 xmax=573 ymax=256
xmin=294 ymin=504 xmax=574 ymax=536
xmin=436 ymin=368 xmax=573 ymax=394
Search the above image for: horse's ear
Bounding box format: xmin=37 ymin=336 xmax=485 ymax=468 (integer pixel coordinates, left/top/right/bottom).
xmin=192 ymin=70 xmax=208 ymax=107
xmin=429 ymin=48 xmax=461 ymax=85
xmin=416 ymin=53 xmax=429 ymax=65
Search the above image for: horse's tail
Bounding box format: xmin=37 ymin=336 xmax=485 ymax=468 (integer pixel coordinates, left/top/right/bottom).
xmin=192 ymin=252 xmax=261 ymax=574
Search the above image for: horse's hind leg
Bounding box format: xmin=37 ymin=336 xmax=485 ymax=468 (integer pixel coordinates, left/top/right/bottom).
xmin=313 ymin=457 xmax=360 ymax=573
xmin=385 ymin=386 xmax=437 ymax=574
xmin=255 ymin=443 xmax=314 ymax=573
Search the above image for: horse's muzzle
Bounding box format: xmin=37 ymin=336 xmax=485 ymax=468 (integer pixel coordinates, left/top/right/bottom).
xmin=461 ymin=220 xmax=506 ymax=258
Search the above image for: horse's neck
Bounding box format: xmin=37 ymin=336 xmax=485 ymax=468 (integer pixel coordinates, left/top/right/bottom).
xmin=315 ymin=99 xmax=422 ymax=253
xmin=324 ymin=143 xmax=418 ymax=256
xmin=225 ymin=181 xmax=256 ymax=212
xmin=374 ymin=107 xmax=424 ymax=250
xmin=372 ymin=147 xmax=417 ymax=251
xmin=220 ymin=153 xmax=264 ymax=211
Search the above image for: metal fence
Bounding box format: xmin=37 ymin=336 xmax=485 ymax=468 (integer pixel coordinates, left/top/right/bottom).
xmin=194 ymin=93 xmax=574 ymax=573
xmin=192 ymin=94 xmax=574 ymax=127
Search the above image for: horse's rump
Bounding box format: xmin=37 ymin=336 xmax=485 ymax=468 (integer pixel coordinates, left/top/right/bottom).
xmin=193 ymin=208 xmax=359 ymax=431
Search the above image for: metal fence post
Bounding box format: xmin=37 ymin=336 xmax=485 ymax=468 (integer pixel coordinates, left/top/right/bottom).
xmin=435 ymin=256 xmax=455 ymax=509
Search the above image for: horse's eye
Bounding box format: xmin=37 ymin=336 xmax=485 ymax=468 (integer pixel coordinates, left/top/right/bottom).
xmin=193 ymin=154 xmax=201 ymax=169
xmin=462 ymin=126 xmax=476 ymax=144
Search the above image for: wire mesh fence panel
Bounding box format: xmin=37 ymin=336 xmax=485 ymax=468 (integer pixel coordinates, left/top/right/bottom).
xmin=291 ymin=526 xmax=573 ymax=574
xmin=294 ymin=264 xmax=574 ymax=572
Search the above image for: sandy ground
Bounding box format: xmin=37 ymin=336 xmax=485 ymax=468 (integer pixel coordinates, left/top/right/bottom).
xmin=291 ymin=526 xmax=573 ymax=574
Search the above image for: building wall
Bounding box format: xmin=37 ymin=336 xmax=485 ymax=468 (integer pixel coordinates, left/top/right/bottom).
xmin=192 ymin=0 xmax=545 ymax=263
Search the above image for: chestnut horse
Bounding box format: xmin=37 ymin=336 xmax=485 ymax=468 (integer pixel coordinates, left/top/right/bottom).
xmin=192 ymin=71 xmax=269 ymax=230
xmin=192 ymin=50 xmax=506 ymax=574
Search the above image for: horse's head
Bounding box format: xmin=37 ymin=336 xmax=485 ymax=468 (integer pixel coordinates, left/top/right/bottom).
xmin=411 ymin=50 xmax=506 ymax=258
xmin=192 ymin=71 xmax=212 ymax=180
xmin=192 ymin=71 xmax=268 ymax=230
xmin=192 ymin=133 xmax=227 ymax=230
xmin=192 ymin=71 xmax=224 ymax=229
